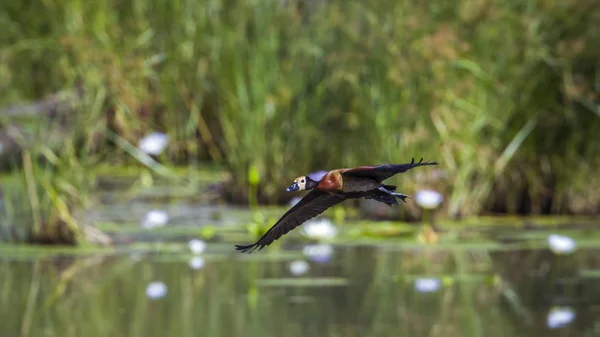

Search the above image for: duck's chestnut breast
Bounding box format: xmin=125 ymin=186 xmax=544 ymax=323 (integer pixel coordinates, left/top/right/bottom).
xmin=317 ymin=172 xmax=343 ymax=191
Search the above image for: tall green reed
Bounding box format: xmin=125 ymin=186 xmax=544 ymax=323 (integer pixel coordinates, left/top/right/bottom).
xmin=1 ymin=0 xmax=599 ymax=221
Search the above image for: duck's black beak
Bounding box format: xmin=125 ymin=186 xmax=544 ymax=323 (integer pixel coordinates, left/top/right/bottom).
xmin=285 ymin=182 xmax=299 ymax=192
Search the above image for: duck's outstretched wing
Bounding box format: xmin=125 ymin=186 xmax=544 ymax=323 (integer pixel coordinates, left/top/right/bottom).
xmin=235 ymin=190 xmax=346 ymax=253
xmin=342 ymin=157 xmax=438 ymax=182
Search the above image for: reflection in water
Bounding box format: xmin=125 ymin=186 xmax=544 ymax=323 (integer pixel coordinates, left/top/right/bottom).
xmin=1 ymin=242 xmax=595 ymax=337
xmin=289 ymin=260 xmax=310 ymax=276
xmin=414 ymin=277 xmax=441 ymax=293
xmin=188 ymin=256 xmax=206 ymax=270
xmin=303 ymin=243 xmax=334 ymax=263
xmin=146 ymin=281 xmax=168 ymax=300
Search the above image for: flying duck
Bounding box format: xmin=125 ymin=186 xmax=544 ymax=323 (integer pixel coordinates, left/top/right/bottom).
xmin=235 ymin=157 xmax=438 ymax=253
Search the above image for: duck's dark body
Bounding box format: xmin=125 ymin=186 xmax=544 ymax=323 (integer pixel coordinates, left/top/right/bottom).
xmin=235 ymin=158 xmax=438 ymax=253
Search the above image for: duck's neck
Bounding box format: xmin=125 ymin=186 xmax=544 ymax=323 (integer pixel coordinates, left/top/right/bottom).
xmin=305 ymin=178 xmax=319 ymax=190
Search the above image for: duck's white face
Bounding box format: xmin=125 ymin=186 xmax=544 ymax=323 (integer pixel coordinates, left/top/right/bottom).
xmin=294 ymin=176 xmax=308 ymax=191
xmin=286 ymin=176 xmax=309 ymax=192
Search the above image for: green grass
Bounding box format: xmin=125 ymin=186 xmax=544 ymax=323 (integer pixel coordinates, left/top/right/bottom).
xmin=1 ymin=0 xmax=599 ymax=243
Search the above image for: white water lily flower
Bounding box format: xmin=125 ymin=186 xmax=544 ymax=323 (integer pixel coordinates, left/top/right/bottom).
xmin=415 ymin=189 xmax=443 ymax=210
xmin=139 ymin=132 xmax=169 ymax=155
xmin=141 ymin=210 xmax=169 ymax=229
xmin=189 ymin=256 xmax=206 ymax=270
xmin=146 ymin=281 xmax=167 ymax=299
xmin=289 ymin=260 xmax=310 ymax=276
xmin=548 ymin=234 xmax=576 ymax=254
xmin=303 ymin=243 xmax=333 ymax=263
xmin=301 ymin=218 xmax=338 ymax=240
xmin=188 ymin=239 xmax=206 ymax=254
xmin=547 ymin=307 xmax=575 ymax=329
xmin=414 ymin=277 xmax=441 ymax=293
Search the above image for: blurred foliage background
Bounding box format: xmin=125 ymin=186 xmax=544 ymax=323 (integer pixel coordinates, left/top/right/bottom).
xmin=1 ymin=0 xmax=599 ymax=244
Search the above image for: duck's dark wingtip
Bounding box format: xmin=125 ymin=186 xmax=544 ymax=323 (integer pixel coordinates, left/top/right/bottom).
xmin=412 ymin=157 xmax=439 ymax=166
xmin=235 ymin=243 xmax=259 ymax=253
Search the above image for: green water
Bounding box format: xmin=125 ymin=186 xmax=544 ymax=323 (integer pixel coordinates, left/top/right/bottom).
xmin=2 ymin=225 xmax=599 ymax=337
xmin=2 ymin=176 xmax=598 ymax=337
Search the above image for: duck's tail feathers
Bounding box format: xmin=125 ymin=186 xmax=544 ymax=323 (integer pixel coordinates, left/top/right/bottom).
xmin=368 ymin=190 xmax=410 ymax=207
xmin=235 ymin=243 xmax=261 ymax=254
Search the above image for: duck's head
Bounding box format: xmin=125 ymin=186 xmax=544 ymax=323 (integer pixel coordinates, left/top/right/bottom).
xmin=286 ymin=176 xmax=318 ymax=192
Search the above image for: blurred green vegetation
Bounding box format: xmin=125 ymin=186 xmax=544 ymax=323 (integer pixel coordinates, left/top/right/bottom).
xmin=1 ymin=0 xmax=600 ymax=243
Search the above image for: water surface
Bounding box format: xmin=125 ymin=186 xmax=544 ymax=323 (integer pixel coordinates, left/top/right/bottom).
xmin=2 ymin=230 xmax=598 ymax=337
xmin=1 ymin=179 xmax=597 ymax=337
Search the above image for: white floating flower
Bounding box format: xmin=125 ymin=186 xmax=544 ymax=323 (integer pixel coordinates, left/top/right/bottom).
xmin=415 ymin=189 xmax=443 ymax=210
xmin=414 ymin=277 xmax=441 ymax=293
xmin=146 ymin=281 xmax=167 ymax=299
xmin=301 ymin=218 xmax=338 ymax=241
xmin=289 ymin=260 xmax=310 ymax=276
xmin=139 ymin=132 xmax=169 ymax=155
xmin=548 ymin=234 xmax=576 ymax=254
xmin=189 ymin=256 xmax=206 ymax=270
xmin=141 ymin=210 xmax=169 ymax=229
xmin=303 ymin=243 xmax=333 ymax=263
xmin=547 ymin=307 xmax=575 ymax=329
xmin=188 ymin=239 xmax=206 ymax=254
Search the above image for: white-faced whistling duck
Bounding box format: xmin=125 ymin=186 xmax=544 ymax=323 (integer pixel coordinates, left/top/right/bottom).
xmin=235 ymin=157 xmax=438 ymax=253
